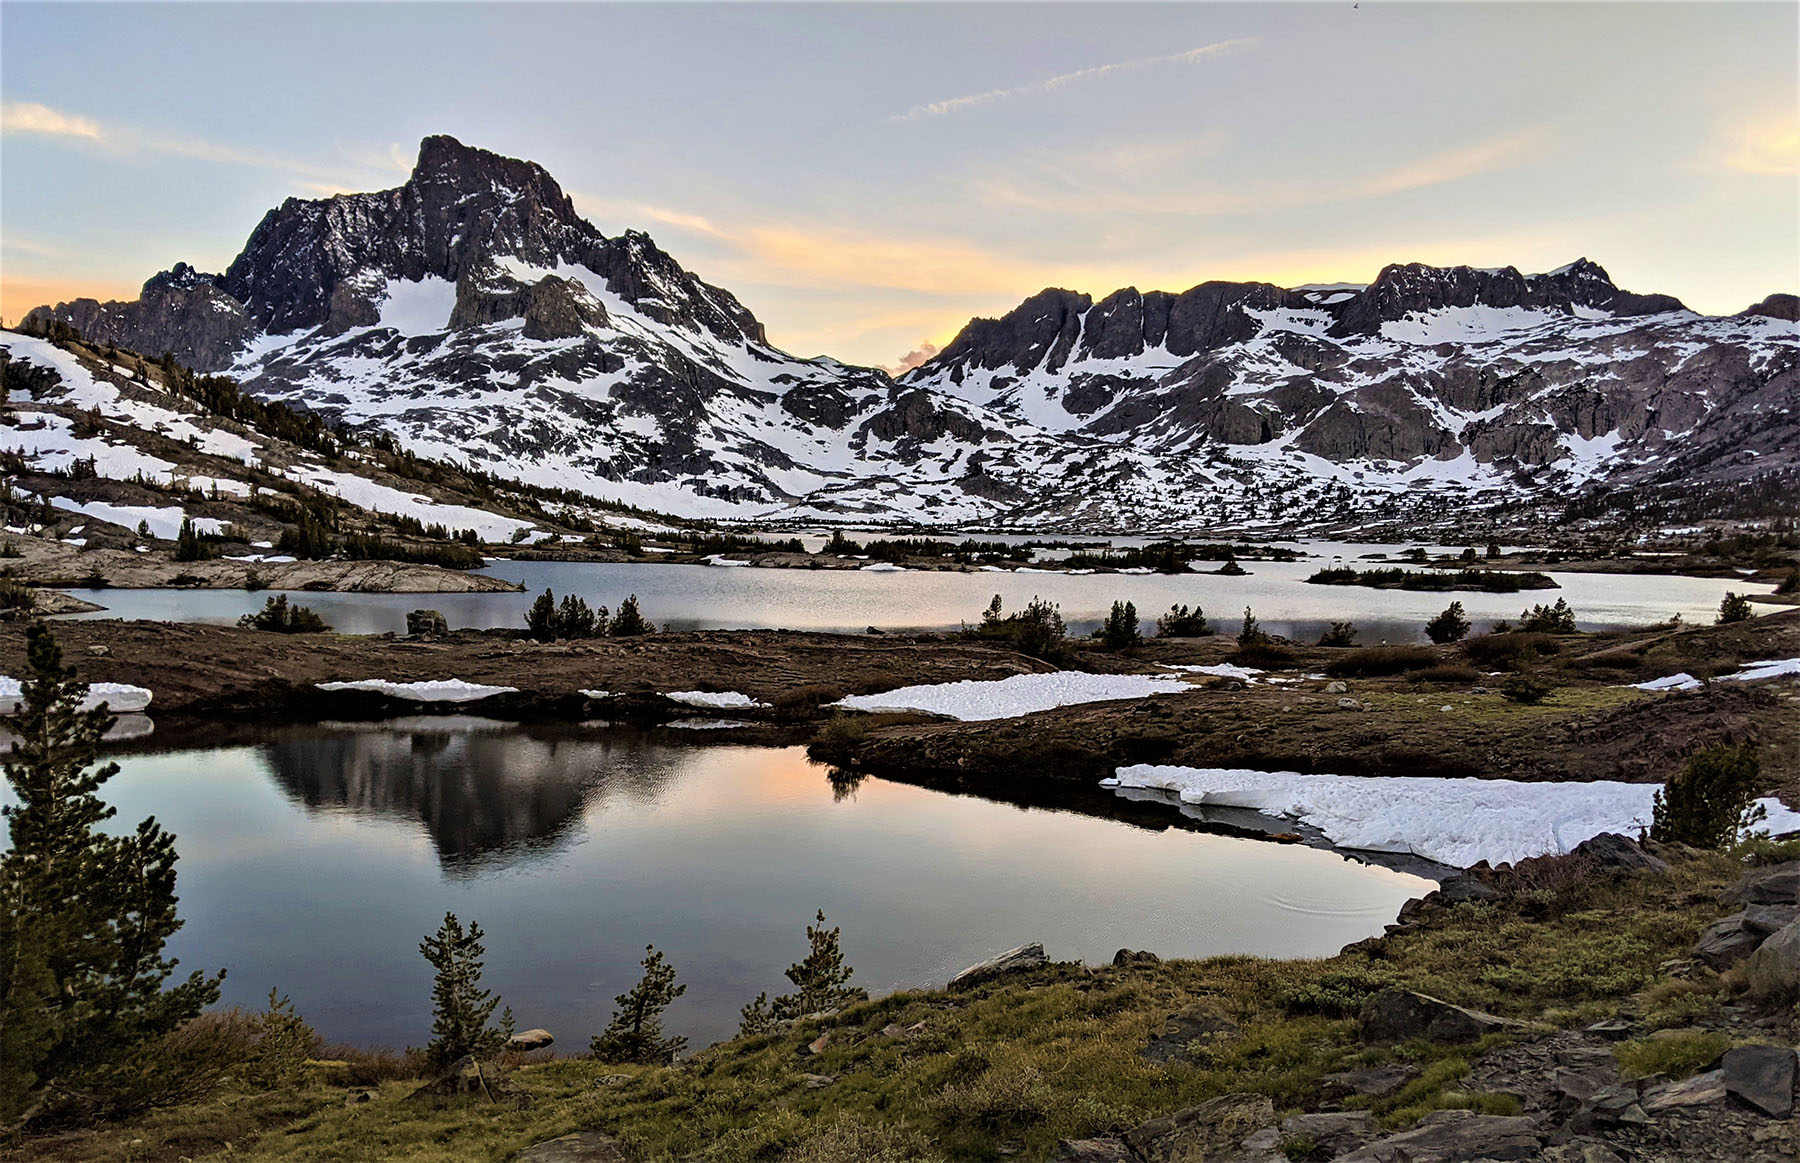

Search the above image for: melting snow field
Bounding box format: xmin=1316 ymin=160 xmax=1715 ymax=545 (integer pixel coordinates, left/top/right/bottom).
xmin=666 ymin=691 xmax=769 ymax=709
xmin=314 ymin=679 xmax=518 ymax=702
xmin=0 ymin=677 xmax=153 ymax=715
xmin=833 ymin=671 xmax=1192 ymax=721
xmin=1106 ymin=765 xmax=1800 ymax=868
xmin=1631 ymin=657 xmax=1800 ymax=692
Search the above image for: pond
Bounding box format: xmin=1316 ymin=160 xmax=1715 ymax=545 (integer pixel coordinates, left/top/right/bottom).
xmin=2 ymin=724 xmax=1434 ymax=1050
xmin=53 ymin=553 xmax=1764 ymax=641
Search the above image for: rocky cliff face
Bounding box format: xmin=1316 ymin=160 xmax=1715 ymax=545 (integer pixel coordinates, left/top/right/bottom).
xmin=23 ymin=137 xmax=1797 ymax=533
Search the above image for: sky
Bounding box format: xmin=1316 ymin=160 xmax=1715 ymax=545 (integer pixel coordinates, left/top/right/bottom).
xmin=1 ymin=2 xmax=1795 ymax=370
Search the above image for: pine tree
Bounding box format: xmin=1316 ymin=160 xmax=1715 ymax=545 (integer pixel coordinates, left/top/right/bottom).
xmin=1 ymin=625 xmax=221 ymax=1126
xmin=1097 ymin=600 xmax=1140 ymax=649
xmin=608 ymin=595 xmax=654 ymax=637
xmin=774 ymin=910 xmax=857 ymax=1018
xmin=1716 ymin=591 xmax=1753 ymax=625
xmin=588 ymin=945 xmax=687 ymax=1065
xmin=419 ymin=913 xmax=511 ymax=1069
xmin=556 ymin=593 xmax=597 ymax=639
xmin=1318 ymin=619 xmax=1357 ymax=647
xmin=1425 ymin=601 xmax=1471 ymax=644
xmin=174 ymin=517 xmax=208 ymax=562
xmin=525 ymin=588 xmax=559 ymax=640
xmin=1238 ymin=607 xmax=1266 ymax=646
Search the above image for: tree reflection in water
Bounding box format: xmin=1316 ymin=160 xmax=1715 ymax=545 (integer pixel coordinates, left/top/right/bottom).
xmin=260 ymin=718 xmax=686 ymax=874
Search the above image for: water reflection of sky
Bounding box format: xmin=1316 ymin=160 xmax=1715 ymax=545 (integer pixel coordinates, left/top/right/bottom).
xmin=3 ymin=726 xmax=1433 ymax=1050
xmin=53 ymin=550 xmax=1764 ymax=638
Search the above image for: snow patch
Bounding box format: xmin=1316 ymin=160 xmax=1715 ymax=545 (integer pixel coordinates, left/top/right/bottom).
xmin=833 ymin=671 xmax=1191 ymax=721
xmin=665 ymin=690 xmax=769 ymax=709
xmin=1107 ymin=765 xmax=1800 ymax=868
xmin=0 ymin=677 xmax=152 ymax=715
xmin=314 ymin=679 xmax=517 ymax=702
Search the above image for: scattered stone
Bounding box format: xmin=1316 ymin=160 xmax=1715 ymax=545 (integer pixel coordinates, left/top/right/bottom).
xmin=1112 ymin=948 xmax=1160 ymax=968
xmin=86 ymin=644 xmax=110 ymax=656
xmin=1337 ymin=697 xmax=1362 ymax=710
xmin=1050 ymin=1138 xmax=1134 ymax=1162
xmin=1721 ymin=861 xmax=1800 ymax=908
xmin=595 ymin=1073 xmax=633 ymax=1087
xmin=507 ymin=1028 xmax=554 ymax=1052
xmin=1334 ymin=1110 xmax=1541 ymax=1162
xmin=1139 ymin=1003 xmax=1241 ymax=1065
xmin=801 ymin=1031 xmax=831 ymax=1056
xmin=1357 ymin=988 xmax=1526 ymax=1044
xmin=1121 ymin=1093 xmax=1278 ymax=1163
xmin=345 ymin=1089 xmax=376 ymax=1105
xmin=799 ymin=1072 xmax=836 ymax=1089
xmin=1722 ymin=1044 xmax=1797 ymax=1118
xmin=1261 ymin=1111 xmax=1374 ymax=1156
xmin=1583 ymin=1018 xmax=1634 ymax=1041
xmin=513 ymin=1131 xmax=630 ymax=1162
xmin=1325 ymin=680 xmax=1349 ymax=694
xmin=1319 ymin=1063 xmax=1417 ymax=1100
xmin=1745 ymin=919 xmax=1800 ymax=1003
xmin=406 ymin=608 xmax=450 ymax=637
xmin=1570 ymin=832 xmax=1670 ymax=875
xmin=1642 ymin=1068 xmax=1727 ymax=1112
xmin=880 ymin=1019 xmax=927 ymax=1039
xmin=948 ymin=942 xmax=1049 ymax=990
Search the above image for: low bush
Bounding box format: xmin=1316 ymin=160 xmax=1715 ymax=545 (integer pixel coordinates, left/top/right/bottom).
xmin=1716 ymin=591 xmax=1753 ymax=624
xmin=1317 ymin=619 xmax=1357 ymax=647
xmin=965 ymin=594 xmax=1066 ymax=661
xmin=1324 ymin=646 xmax=1436 ymax=677
xmin=1614 ymin=1031 xmax=1732 ymax=1081
xmin=1518 ymin=597 xmax=1577 ymax=633
xmin=1425 ymin=601 xmax=1471 ymax=644
xmin=1500 ymin=674 xmax=1551 ymax=704
xmin=1462 ymin=632 xmax=1559 ymax=670
xmin=238 ymin=594 xmax=328 ymax=633
xmin=1230 ymin=641 xmax=1296 ymax=668
xmin=1155 ymin=603 xmax=1210 ymax=637
xmin=1650 ymin=743 xmax=1763 ymax=850
xmin=1405 ymin=664 xmax=1482 ymax=685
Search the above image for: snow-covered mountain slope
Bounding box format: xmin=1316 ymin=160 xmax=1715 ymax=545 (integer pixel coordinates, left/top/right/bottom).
xmin=0 ymin=332 xmax=614 ymax=549
xmin=25 ymin=136 xmax=1798 ymax=534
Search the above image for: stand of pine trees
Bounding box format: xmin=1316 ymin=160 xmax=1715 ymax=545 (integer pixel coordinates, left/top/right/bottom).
xmin=0 ymin=625 xmax=222 ymax=1127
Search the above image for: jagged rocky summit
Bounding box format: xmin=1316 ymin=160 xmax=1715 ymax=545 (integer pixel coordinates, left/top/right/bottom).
xmin=26 ymin=135 xmax=1798 ymax=533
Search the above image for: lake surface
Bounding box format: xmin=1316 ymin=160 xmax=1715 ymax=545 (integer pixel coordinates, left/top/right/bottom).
xmin=55 ymin=552 xmax=1765 ymax=641
xmin=0 ymin=724 xmax=1433 ymax=1050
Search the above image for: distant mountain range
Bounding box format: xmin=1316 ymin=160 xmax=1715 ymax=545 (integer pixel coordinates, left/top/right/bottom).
xmin=25 ymin=135 xmax=1798 ymax=534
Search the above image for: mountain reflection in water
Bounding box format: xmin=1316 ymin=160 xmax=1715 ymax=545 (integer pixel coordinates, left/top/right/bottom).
xmin=260 ymin=718 xmax=684 ymax=872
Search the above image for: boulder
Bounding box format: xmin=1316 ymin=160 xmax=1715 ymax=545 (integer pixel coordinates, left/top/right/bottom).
xmin=1642 ymin=1068 xmax=1727 ymax=1112
xmin=799 ymin=1072 xmax=836 ymax=1089
xmin=1357 ymin=988 xmax=1526 ymax=1044
xmin=507 ymin=1028 xmax=554 ymax=1053
xmin=1695 ymin=906 xmax=1800 ymax=968
xmin=1334 ymin=1110 xmax=1541 ymax=1162
xmin=1722 ymin=1044 xmax=1797 ymax=1118
xmin=1121 ymin=1093 xmax=1279 ymax=1163
xmin=1241 ymin=1111 xmax=1374 ymax=1157
xmin=1319 ymin=1063 xmax=1417 ymax=1100
xmin=948 ymin=942 xmax=1048 ymax=990
xmin=1325 ymin=680 xmax=1349 ymax=694
xmin=407 ymin=608 xmax=450 ymax=636
xmin=1721 ymin=861 xmax=1800 ymax=907
xmin=1570 ymin=833 xmax=1669 ymax=875
xmin=1113 ymin=948 xmax=1161 ymax=968
xmin=513 ymin=1131 xmax=630 ymax=1162
xmin=1746 ymin=919 xmax=1800 ymax=1003
xmin=1139 ymin=1003 xmax=1241 ymax=1065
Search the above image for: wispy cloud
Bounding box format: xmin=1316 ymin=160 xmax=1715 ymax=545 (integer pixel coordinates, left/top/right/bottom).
xmin=0 ymin=100 xmax=411 ymax=190
xmin=1 ymin=101 xmax=102 ymax=139
xmin=891 ymin=38 xmax=1257 ymax=122
xmin=1724 ymin=111 xmax=1799 ymax=176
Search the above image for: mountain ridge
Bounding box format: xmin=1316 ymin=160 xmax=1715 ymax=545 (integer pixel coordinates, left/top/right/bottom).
xmin=23 ymin=135 xmax=1799 ymax=534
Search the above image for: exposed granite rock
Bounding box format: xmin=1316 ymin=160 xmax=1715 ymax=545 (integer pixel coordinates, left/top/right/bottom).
xmin=1357 ymin=988 xmax=1527 ymax=1044
xmin=1334 ymin=1109 xmax=1542 ymax=1162
xmin=948 ymin=942 xmax=1049 ymax=990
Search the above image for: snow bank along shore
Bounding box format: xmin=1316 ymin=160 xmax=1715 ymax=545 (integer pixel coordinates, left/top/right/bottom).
xmin=314 ymin=679 xmax=518 ymax=702
xmin=0 ymin=676 xmax=153 ymax=715
xmin=1106 ymin=765 xmax=1800 ymax=869
xmin=1632 ymin=657 xmax=1800 ymax=692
